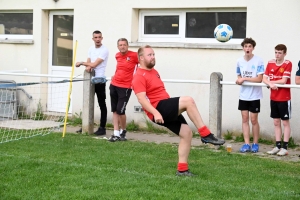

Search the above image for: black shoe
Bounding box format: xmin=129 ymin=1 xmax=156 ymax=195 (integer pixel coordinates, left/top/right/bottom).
xmin=76 ymin=128 xmax=82 ymax=133
xmin=201 ymin=133 xmax=225 ymax=145
xmin=108 ymin=135 xmax=120 ymax=142
xmin=94 ymin=127 xmax=106 ymax=136
xmin=120 ymin=130 xmax=127 ymax=141
xmin=176 ymin=170 xmax=196 ymax=176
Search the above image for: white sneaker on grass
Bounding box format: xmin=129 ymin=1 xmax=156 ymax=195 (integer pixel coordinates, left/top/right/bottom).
xmin=267 ymin=147 xmax=280 ymax=155
xmin=276 ymin=148 xmax=288 ymax=156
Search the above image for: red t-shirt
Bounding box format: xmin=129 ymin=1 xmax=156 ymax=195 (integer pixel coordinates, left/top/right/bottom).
xmin=264 ymin=59 xmax=292 ymax=101
xmin=132 ymin=68 xmax=170 ymax=120
xmin=111 ymin=51 xmax=139 ymax=88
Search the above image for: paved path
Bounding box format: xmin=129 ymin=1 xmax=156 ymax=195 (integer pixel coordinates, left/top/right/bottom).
xmin=66 ymin=126 xmax=300 ymax=162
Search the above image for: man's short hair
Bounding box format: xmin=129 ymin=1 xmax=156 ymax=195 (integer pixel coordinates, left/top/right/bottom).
xmin=138 ymin=45 xmax=152 ymax=58
xmin=117 ymin=38 xmax=128 ymax=45
xmin=275 ymin=44 xmax=287 ymax=53
xmin=93 ymin=30 xmax=102 ymax=35
xmin=241 ymin=37 xmax=256 ymax=48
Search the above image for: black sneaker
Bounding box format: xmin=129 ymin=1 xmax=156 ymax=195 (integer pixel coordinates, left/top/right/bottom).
xmin=94 ymin=127 xmax=106 ymax=136
xmin=108 ymin=135 xmax=120 ymax=142
xmin=120 ymin=130 xmax=127 ymax=141
xmin=201 ymin=133 xmax=225 ymax=145
xmin=176 ymin=170 xmax=196 ymax=176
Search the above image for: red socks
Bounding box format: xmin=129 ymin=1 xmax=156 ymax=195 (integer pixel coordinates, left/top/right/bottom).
xmin=177 ymin=162 xmax=188 ymax=172
xmin=198 ymin=126 xmax=211 ymax=137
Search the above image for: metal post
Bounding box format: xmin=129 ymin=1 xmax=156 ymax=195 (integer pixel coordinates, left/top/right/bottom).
xmin=209 ymin=72 xmax=223 ymax=138
xmin=82 ymin=70 xmax=94 ymax=134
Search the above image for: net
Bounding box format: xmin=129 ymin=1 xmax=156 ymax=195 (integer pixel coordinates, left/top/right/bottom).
xmin=0 ymin=79 xmax=77 ymax=143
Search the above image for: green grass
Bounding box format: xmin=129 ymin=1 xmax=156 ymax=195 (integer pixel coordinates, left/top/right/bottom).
xmin=126 ymin=120 xmax=140 ymax=131
xmin=0 ymin=133 xmax=299 ymax=200
xmin=223 ymin=130 xmax=233 ymax=140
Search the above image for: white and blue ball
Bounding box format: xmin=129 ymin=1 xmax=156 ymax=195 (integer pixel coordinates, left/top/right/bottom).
xmin=214 ymin=24 xmax=233 ymax=42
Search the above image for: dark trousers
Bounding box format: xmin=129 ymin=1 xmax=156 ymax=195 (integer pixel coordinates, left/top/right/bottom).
xmin=95 ymin=83 xmax=107 ymax=128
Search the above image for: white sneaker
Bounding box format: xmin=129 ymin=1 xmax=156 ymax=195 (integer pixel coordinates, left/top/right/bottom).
xmin=276 ymin=148 xmax=288 ymax=156
xmin=267 ymin=147 xmax=280 ymax=155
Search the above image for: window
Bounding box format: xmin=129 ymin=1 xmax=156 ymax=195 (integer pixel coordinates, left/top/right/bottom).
xmin=0 ymin=12 xmax=33 ymax=40
xmin=139 ymin=9 xmax=246 ymax=44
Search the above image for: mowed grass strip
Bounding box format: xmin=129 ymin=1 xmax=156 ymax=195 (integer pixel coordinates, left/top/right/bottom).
xmin=0 ymin=133 xmax=299 ymax=200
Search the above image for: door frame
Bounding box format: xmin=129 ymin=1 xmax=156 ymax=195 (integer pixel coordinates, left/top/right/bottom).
xmin=48 ymin=10 xmax=74 ymax=113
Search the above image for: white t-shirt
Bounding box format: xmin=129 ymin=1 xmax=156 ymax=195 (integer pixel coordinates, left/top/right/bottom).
xmin=88 ymin=45 xmax=109 ymax=77
xmin=236 ymin=55 xmax=265 ymax=100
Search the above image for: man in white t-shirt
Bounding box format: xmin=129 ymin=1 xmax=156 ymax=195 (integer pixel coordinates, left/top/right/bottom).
xmin=236 ymin=38 xmax=264 ymax=153
xmin=76 ymin=30 xmax=109 ymax=135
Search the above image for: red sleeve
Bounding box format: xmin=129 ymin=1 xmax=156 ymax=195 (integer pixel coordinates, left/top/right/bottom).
xmin=134 ymin=52 xmax=139 ymax=65
xmin=264 ymin=63 xmax=270 ymax=76
xmin=283 ymin=61 xmax=292 ymax=78
xmin=132 ymin=74 xmax=146 ymax=94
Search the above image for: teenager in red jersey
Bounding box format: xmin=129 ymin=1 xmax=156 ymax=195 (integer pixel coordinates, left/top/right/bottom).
xmin=263 ymin=44 xmax=292 ymax=156
xmin=131 ymin=45 xmax=225 ymax=176
xmin=108 ymin=38 xmax=139 ymax=142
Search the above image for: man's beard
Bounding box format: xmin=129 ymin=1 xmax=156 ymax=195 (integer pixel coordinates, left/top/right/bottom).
xmin=146 ymin=60 xmax=155 ymax=69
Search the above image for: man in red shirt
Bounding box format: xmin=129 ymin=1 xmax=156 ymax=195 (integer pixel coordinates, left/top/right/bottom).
xmin=263 ymin=44 xmax=292 ymax=156
xmin=108 ymin=38 xmax=139 ymax=142
xmin=132 ymin=45 xmax=225 ymax=176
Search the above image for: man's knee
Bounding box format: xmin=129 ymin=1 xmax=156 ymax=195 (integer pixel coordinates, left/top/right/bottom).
xmin=179 ymin=124 xmax=192 ymax=139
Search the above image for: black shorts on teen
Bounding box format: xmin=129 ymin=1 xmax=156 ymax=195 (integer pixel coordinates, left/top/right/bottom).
xmin=238 ymin=99 xmax=260 ymax=113
xmin=109 ymin=84 xmax=132 ymax=115
xmin=154 ymin=97 xmax=187 ymax=135
xmin=270 ymin=100 xmax=291 ymax=120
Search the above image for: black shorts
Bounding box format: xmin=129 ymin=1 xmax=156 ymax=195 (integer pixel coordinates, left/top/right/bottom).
xmin=238 ymin=99 xmax=260 ymax=113
xmin=109 ymin=84 xmax=132 ymax=115
xmin=154 ymin=97 xmax=187 ymax=135
xmin=270 ymin=100 xmax=291 ymax=120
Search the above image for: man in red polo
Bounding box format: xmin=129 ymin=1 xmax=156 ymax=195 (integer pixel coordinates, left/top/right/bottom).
xmin=132 ymin=45 xmax=225 ymax=176
xmin=108 ymin=38 xmax=139 ymax=142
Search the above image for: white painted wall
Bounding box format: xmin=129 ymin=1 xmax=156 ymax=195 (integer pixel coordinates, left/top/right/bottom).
xmin=0 ymin=0 xmax=299 ymax=141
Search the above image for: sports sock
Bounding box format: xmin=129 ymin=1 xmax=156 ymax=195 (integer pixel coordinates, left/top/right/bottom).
xmin=282 ymin=142 xmax=288 ymax=150
xmin=114 ymin=130 xmax=120 ymax=137
xmin=276 ymin=141 xmax=281 ymax=149
xmin=120 ymin=129 xmax=123 ymax=134
xmin=177 ymin=162 xmax=188 ymax=172
xmin=198 ymin=126 xmax=211 ymax=137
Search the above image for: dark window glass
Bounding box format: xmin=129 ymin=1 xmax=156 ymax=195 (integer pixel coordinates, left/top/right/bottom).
xmin=0 ymin=13 xmax=33 ymax=34
xmin=52 ymin=15 xmax=74 ymax=66
xmin=144 ymin=16 xmax=179 ymax=34
xmin=186 ymin=12 xmax=246 ymax=38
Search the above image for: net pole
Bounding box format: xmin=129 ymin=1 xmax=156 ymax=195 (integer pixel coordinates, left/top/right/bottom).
xmin=62 ymin=40 xmax=78 ymax=138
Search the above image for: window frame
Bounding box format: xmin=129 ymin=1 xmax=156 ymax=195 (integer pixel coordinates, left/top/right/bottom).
xmin=0 ymin=10 xmax=33 ymax=40
xmin=139 ymin=8 xmax=246 ymax=44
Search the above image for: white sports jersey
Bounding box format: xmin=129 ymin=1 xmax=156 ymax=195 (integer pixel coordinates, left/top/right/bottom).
xmin=88 ymin=45 xmax=109 ymax=77
xmin=236 ymin=55 xmax=265 ymax=100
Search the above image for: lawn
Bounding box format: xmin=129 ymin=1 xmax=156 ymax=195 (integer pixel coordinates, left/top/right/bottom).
xmin=0 ymin=133 xmax=299 ymax=200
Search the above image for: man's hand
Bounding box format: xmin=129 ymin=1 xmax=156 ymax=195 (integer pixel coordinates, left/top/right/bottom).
xmin=76 ymin=62 xmax=83 ymax=67
xmin=235 ymin=77 xmax=244 ymax=85
xmin=153 ymin=112 xmax=164 ymax=124
xmin=269 ymin=82 xmax=278 ymax=90
xmin=85 ymin=66 xmax=92 ymax=72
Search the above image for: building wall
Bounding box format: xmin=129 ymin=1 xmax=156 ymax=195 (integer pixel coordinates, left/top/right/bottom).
xmin=0 ymin=0 xmax=300 ymax=141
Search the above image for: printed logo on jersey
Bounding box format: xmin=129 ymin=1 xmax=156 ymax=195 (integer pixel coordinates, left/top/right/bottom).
xmin=126 ymin=57 xmax=130 ymax=61
xmin=242 ymin=71 xmax=253 ymax=78
xmin=279 ymin=68 xmax=284 ymax=73
xmin=252 ymin=65 xmax=255 ymax=70
xmin=271 ymin=69 xmax=274 ymax=72
xmin=156 ymin=74 xmax=160 ymax=78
